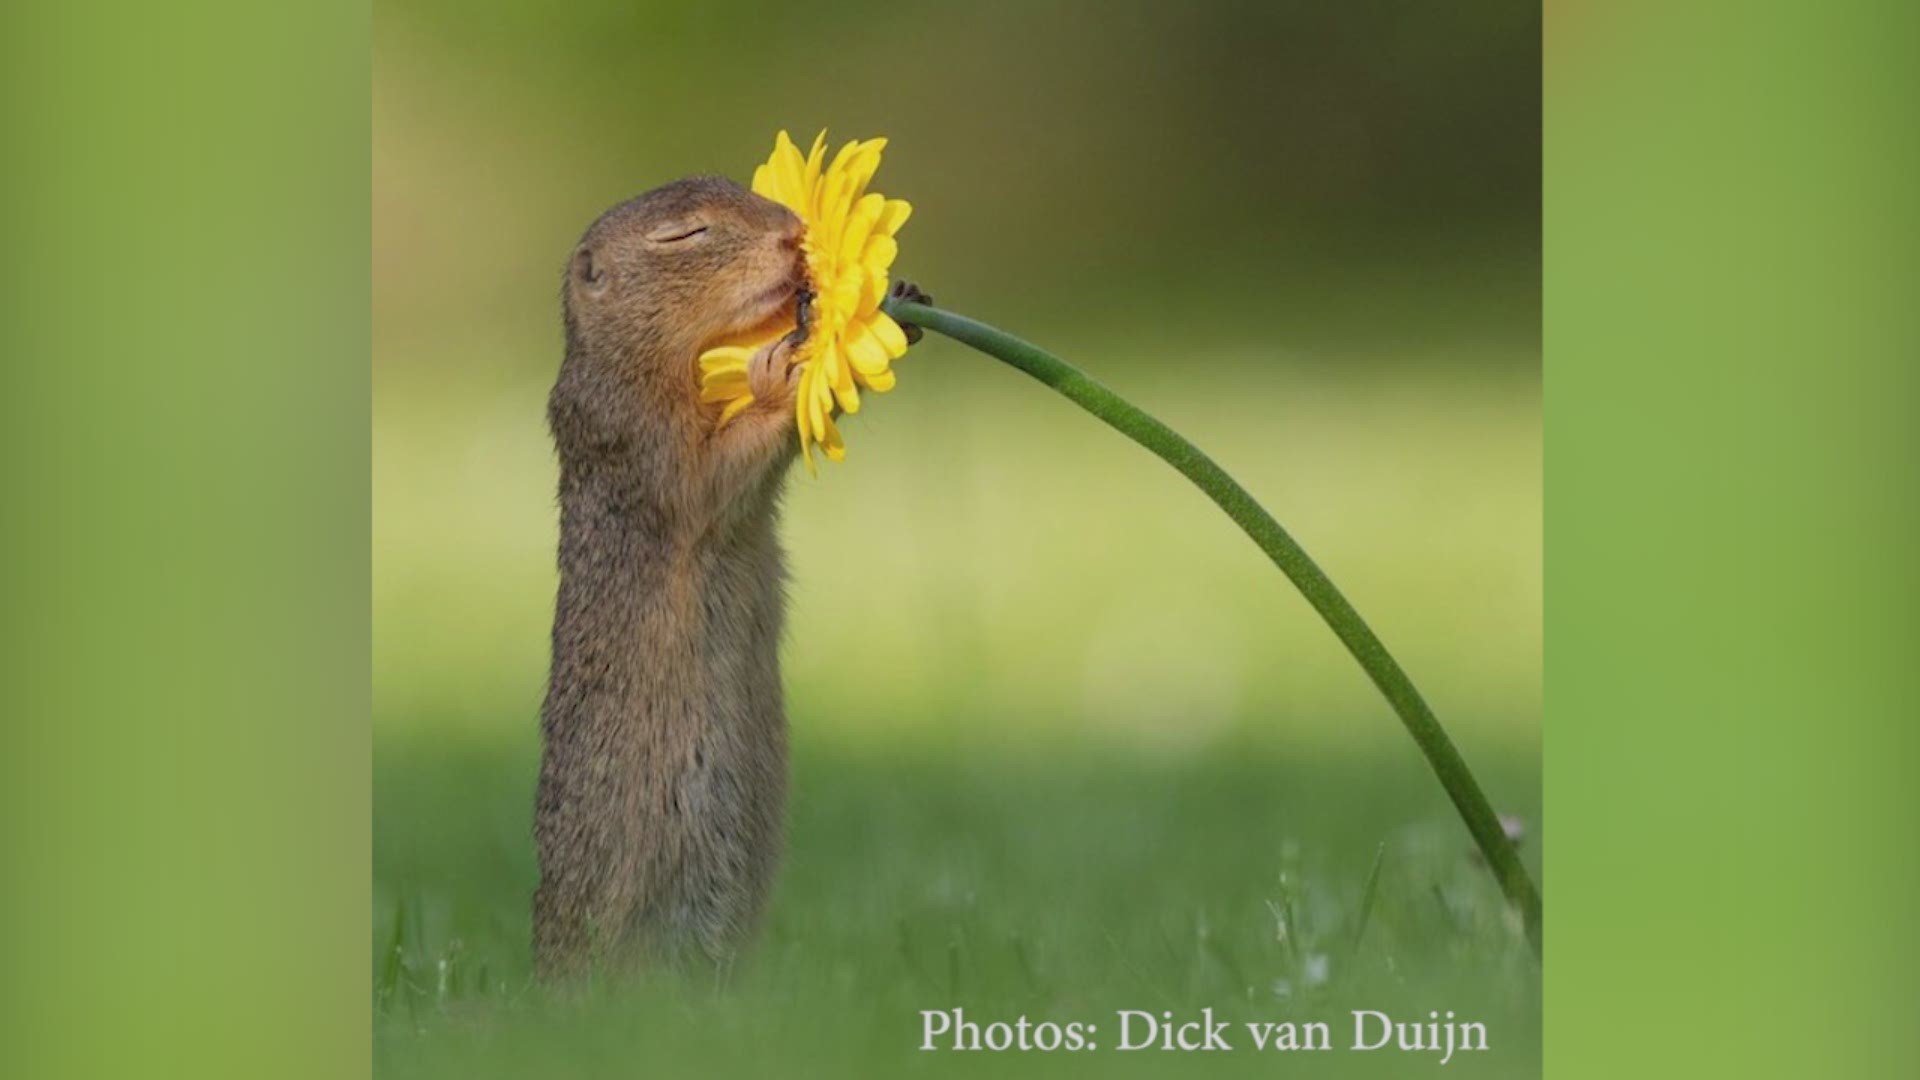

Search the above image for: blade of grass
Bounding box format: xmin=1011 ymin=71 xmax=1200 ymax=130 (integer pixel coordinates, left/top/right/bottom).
xmin=1351 ymin=842 xmax=1388 ymax=953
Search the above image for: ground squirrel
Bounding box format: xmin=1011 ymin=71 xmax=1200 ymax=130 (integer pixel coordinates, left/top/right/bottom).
xmin=533 ymin=177 xmax=810 ymax=978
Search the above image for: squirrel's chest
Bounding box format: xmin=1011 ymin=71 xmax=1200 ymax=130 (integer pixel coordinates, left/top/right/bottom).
xmin=686 ymin=532 xmax=785 ymax=643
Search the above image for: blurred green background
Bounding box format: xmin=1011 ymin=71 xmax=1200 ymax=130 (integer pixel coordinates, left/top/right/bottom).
xmin=373 ymin=1 xmax=1539 ymax=1076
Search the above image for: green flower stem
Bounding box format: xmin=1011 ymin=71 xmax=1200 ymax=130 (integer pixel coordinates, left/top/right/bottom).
xmin=884 ymin=297 xmax=1542 ymax=956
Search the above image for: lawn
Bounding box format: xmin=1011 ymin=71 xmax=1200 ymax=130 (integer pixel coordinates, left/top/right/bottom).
xmin=374 ymin=726 xmax=1539 ymax=1078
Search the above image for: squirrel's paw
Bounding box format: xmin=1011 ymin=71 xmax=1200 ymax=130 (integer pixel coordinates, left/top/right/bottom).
xmin=887 ymin=280 xmax=932 ymax=345
xmin=746 ymin=331 xmax=803 ymax=404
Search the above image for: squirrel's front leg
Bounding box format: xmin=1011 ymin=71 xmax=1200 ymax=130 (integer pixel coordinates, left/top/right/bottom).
xmin=703 ymin=329 xmax=802 ymax=511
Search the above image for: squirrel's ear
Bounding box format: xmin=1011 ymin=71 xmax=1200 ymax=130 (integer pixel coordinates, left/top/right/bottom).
xmin=571 ymin=246 xmax=606 ymax=293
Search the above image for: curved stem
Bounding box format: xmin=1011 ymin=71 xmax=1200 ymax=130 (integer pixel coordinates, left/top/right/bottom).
xmin=885 ymin=297 xmax=1542 ymax=956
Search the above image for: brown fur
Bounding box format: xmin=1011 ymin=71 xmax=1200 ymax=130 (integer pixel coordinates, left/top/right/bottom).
xmin=533 ymin=177 xmax=808 ymax=979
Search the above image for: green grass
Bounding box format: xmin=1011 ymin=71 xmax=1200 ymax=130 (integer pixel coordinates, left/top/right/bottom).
xmin=374 ymin=731 xmax=1539 ymax=1078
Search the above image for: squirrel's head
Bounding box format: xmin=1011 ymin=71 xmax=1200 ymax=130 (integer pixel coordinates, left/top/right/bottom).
xmin=564 ymin=176 xmax=805 ymax=369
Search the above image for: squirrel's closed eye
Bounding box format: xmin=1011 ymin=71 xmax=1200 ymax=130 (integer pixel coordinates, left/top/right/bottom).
xmin=646 ymin=222 xmax=710 ymax=244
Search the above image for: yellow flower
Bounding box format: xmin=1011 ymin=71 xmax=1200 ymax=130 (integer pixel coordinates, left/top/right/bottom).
xmin=697 ymin=130 xmax=913 ymax=467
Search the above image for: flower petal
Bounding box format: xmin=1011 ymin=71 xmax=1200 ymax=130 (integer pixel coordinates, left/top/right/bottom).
xmin=828 ymin=273 xmax=863 ymax=318
xmin=803 ymin=130 xmax=828 ymax=192
xmin=757 ymin=130 xmax=807 ymax=207
xmin=858 ymin=365 xmax=896 ymax=393
xmin=698 ymin=344 xmax=754 ymax=374
xmin=806 ymin=366 xmax=831 ymax=436
xmin=861 ymin=233 xmax=899 ymax=274
xmin=868 ymin=311 xmax=909 ymax=356
xmin=715 ymin=395 xmax=755 ymax=428
xmin=858 ymin=267 xmax=889 ymax=316
xmin=699 ymin=375 xmax=750 ymax=404
xmin=839 ymin=193 xmax=884 ymax=265
xmin=817 ymin=412 xmax=846 ymax=462
xmin=842 ymin=323 xmax=890 ymax=375
xmin=875 ymin=198 xmax=913 ymax=237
